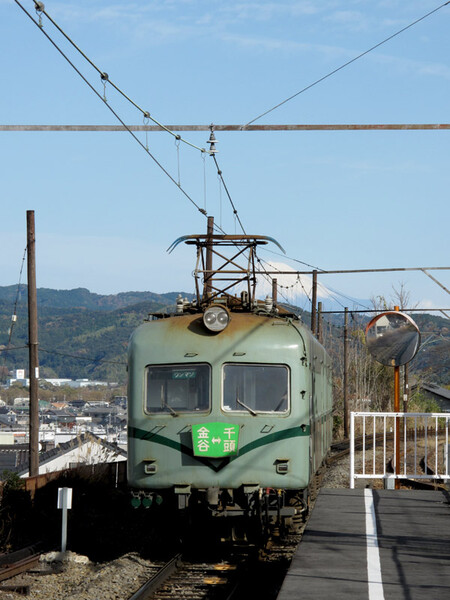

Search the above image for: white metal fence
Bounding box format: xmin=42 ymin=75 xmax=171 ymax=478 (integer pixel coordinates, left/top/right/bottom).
xmin=350 ymin=412 xmax=450 ymax=489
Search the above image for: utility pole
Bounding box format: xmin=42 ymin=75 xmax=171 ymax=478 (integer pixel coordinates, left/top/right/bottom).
xmin=343 ymin=307 xmax=349 ymax=439
xmin=27 ymin=210 xmax=39 ymax=477
xmin=311 ymin=270 xmax=317 ymax=334
xmin=317 ymin=301 xmax=323 ymax=343
xmin=204 ymin=216 xmax=214 ymax=301
xmin=272 ymin=278 xmax=278 ymax=307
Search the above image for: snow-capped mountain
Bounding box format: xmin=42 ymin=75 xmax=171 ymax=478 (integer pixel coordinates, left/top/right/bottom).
xmin=254 ymin=262 xmax=370 ymax=313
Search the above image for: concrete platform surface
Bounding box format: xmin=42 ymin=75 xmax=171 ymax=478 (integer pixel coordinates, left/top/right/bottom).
xmin=278 ymin=488 xmax=450 ymax=600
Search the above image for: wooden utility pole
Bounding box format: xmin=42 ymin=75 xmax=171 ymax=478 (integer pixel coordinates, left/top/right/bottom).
xmin=311 ymin=270 xmax=317 ymax=334
xmin=343 ymin=307 xmax=349 ymax=439
xmin=27 ymin=210 xmax=39 ymax=477
xmin=317 ymin=301 xmax=323 ymax=343
xmin=272 ymin=278 xmax=278 ymax=307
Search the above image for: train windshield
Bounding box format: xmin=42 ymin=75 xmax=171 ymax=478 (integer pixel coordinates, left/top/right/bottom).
xmin=145 ymin=364 xmax=210 ymax=414
xmin=222 ymin=364 xmax=289 ymax=414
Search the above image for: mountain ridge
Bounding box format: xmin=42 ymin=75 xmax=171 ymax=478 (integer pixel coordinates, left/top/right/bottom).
xmin=0 ymin=285 xmax=194 ymax=312
xmin=0 ymin=286 xmax=448 ymax=386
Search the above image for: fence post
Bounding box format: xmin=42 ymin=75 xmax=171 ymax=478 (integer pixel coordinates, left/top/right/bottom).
xmin=350 ymin=412 xmax=355 ymax=489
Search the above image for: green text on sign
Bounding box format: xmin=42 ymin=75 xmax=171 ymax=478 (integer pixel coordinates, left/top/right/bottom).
xmin=192 ymin=422 xmax=240 ymax=457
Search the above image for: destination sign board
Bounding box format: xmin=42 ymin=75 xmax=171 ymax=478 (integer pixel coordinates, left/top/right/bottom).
xmin=192 ymin=422 xmax=240 ymax=457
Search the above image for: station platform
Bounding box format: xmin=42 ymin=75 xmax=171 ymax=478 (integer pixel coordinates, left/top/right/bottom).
xmin=278 ymin=488 xmax=450 ymax=600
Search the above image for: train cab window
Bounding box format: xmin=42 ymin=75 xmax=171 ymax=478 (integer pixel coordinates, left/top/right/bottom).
xmin=145 ymin=364 xmax=210 ymax=414
xmin=222 ymin=364 xmax=289 ymax=414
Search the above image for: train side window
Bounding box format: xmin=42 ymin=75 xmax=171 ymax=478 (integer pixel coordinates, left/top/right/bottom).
xmin=145 ymin=363 xmax=210 ymax=414
xmin=222 ymin=364 xmax=289 ymax=414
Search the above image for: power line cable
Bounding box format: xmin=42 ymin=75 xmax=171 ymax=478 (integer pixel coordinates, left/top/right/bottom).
xmin=39 ymin=347 xmax=127 ymax=366
xmin=243 ymin=1 xmax=450 ymax=127
xmin=255 ymin=257 xmax=296 ymax=308
xmin=15 ymin=0 xmax=209 ymax=219
xmin=29 ymin=1 xmax=209 ymax=155
xmin=255 ymin=255 xmax=309 ymax=313
xmin=316 ymin=282 xmax=347 ymax=310
xmin=212 ymin=154 xmax=247 ymax=235
xmin=317 ymin=280 xmax=372 ymax=311
xmin=258 ymin=246 xmax=325 ymax=272
xmin=0 ymin=345 xmax=29 ymax=353
xmin=7 ymin=247 xmax=27 ymax=346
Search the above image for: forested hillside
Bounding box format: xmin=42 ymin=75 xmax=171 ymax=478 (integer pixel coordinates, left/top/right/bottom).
xmin=0 ymin=287 xmax=194 ymax=384
xmin=0 ymin=286 xmax=448 ymax=386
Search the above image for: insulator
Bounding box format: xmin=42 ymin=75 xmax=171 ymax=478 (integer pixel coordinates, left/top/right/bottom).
xmin=207 ymin=129 xmax=218 ymax=154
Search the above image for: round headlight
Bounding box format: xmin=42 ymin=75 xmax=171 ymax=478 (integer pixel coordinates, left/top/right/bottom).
xmin=203 ymin=306 xmax=230 ymax=332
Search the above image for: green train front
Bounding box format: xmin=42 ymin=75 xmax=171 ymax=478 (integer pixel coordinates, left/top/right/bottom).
xmin=128 ymin=299 xmax=332 ymax=528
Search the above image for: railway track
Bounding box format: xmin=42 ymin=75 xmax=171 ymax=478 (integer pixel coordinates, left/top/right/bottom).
xmin=0 ymin=544 xmax=47 ymax=596
xmin=0 ymin=544 xmax=47 ymax=578
xmin=129 ymin=553 xmax=182 ymax=600
xmin=128 ymin=531 xmax=304 ymax=600
xmin=6 ymin=435 xmax=442 ymax=599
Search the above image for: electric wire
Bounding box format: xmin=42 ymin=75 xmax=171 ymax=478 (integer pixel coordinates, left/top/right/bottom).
xmin=256 ymin=252 xmax=375 ymax=316
xmin=20 ymin=1 xmax=247 ymax=239
xmin=243 ymin=1 xmax=450 ymax=127
xmin=257 ymin=255 xmax=312 ymax=300
xmin=15 ymin=2 xmax=445 ymax=321
xmin=0 ymin=345 xmax=29 ymax=353
xmin=258 ymin=246 xmax=325 ymax=272
xmin=255 ymin=256 xmax=297 ymax=309
xmin=212 ymin=155 xmax=247 ymax=235
xmin=255 ymin=254 xmax=310 ymax=316
xmin=317 ymin=280 xmax=372 ymax=311
xmin=39 ymin=347 xmax=127 ymax=366
xmin=15 ymin=0 xmax=208 ymax=219
xmin=2 ymin=343 xmax=126 ymax=366
xmin=8 ymin=247 xmax=27 ymax=346
xmin=29 ymin=0 xmax=209 ymax=155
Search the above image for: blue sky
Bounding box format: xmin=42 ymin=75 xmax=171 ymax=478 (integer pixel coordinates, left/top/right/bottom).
xmin=1 ymin=1 xmax=449 ymax=312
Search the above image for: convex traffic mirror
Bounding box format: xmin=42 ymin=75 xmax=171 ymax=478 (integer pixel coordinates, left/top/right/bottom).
xmin=365 ymin=311 xmax=420 ymax=367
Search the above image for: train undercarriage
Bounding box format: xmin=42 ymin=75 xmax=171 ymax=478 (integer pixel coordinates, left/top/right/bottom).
xmin=131 ymin=484 xmax=310 ymax=540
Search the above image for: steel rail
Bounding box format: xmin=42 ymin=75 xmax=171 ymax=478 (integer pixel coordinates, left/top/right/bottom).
xmin=128 ymin=553 xmax=182 ymax=600
xmin=0 ymin=554 xmax=41 ymax=582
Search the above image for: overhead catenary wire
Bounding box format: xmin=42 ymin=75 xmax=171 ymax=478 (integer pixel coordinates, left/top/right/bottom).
xmin=255 ymin=256 xmax=297 ymax=309
xmin=243 ymin=1 xmax=450 ymax=127
xmin=316 ymin=281 xmax=373 ymax=312
xmin=258 ymin=246 xmax=325 ymax=272
xmin=15 ymin=0 xmax=209 ymax=220
xmin=255 ymin=251 xmax=372 ymax=311
xmin=28 ymin=0 xmax=209 ymax=155
xmin=17 ymin=2 xmax=248 ymax=239
xmin=212 ymin=154 xmax=246 ymax=236
xmin=13 ymin=2 xmax=449 ymax=314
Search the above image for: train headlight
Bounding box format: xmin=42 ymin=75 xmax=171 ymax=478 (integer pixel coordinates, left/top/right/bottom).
xmin=203 ymin=306 xmax=230 ymax=332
